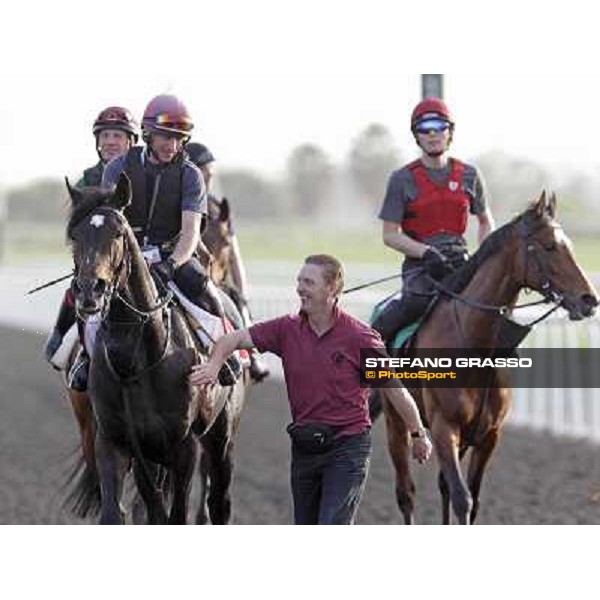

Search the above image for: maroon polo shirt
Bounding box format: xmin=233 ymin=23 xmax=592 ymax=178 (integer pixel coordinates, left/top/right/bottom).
xmin=248 ymin=307 xmax=385 ymax=436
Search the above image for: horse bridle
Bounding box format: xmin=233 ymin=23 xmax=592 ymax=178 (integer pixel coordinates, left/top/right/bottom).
xmin=75 ymin=206 xmax=174 ymax=383
xmin=428 ymin=214 xmax=564 ymax=325
xmin=518 ymin=216 xmax=564 ymax=306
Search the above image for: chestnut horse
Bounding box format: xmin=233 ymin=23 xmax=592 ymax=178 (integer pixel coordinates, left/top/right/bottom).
xmin=377 ymin=191 xmax=598 ymax=524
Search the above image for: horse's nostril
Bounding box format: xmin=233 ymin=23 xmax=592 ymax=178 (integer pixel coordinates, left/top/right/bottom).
xmin=582 ymin=294 xmax=599 ymax=308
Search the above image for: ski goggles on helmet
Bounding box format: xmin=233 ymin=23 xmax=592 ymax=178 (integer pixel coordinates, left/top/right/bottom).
xmin=414 ymin=118 xmax=451 ymax=135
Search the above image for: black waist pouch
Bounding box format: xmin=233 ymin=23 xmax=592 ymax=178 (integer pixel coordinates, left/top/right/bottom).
xmin=286 ymin=423 xmax=337 ymax=454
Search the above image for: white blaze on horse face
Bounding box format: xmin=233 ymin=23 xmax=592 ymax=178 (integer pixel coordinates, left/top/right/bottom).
xmin=553 ymin=225 xmax=573 ymax=251
xmin=90 ymin=215 xmax=105 ymax=228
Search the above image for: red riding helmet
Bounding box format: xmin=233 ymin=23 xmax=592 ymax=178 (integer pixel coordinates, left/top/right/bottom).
xmin=93 ymin=106 xmax=139 ymax=142
xmin=411 ymin=98 xmax=454 ymax=129
xmin=142 ymin=94 xmax=194 ymax=139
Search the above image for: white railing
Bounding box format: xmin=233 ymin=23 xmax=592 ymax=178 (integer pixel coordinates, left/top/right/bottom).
xmin=510 ymin=314 xmax=600 ymax=442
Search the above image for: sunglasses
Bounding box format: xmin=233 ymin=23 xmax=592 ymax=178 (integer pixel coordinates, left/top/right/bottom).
xmin=415 ymin=119 xmax=450 ymax=134
xmin=155 ymin=113 xmax=193 ymax=130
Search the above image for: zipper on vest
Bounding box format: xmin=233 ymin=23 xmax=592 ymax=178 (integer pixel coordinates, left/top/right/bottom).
xmin=143 ymin=172 xmax=162 ymax=247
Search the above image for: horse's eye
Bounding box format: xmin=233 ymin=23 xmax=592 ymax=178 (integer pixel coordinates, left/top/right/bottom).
xmin=544 ymin=241 xmax=558 ymax=252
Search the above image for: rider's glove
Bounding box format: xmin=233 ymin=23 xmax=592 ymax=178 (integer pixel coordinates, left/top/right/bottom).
xmin=154 ymin=257 xmax=177 ymax=282
xmin=422 ymin=248 xmax=453 ymax=280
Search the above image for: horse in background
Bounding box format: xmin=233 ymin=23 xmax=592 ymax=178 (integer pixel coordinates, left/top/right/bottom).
xmin=192 ymin=196 xmax=251 ymax=523
xmin=375 ymin=191 xmax=598 ymax=524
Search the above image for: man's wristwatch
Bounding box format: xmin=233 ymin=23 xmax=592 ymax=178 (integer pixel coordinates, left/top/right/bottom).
xmin=410 ymin=428 xmax=426 ymax=439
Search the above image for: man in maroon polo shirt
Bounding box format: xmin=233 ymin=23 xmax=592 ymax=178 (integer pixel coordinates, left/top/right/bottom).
xmin=190 ymin=254 xmax=431 ymax=524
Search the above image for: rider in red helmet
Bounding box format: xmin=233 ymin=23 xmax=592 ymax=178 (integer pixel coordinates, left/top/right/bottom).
xmin=101 ymin=94 xmax=241 ymax=386
xmin=372 ymin=98 xmax=495 ymax=347
xmin=45 ymin=105 xmax=138 ymax=375
xmin=186 ymin=142 xmax=270 ymax=383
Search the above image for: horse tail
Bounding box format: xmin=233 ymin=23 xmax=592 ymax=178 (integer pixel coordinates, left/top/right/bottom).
xmin=369 ymin=388 xmax=384 ymax=422
xmin=62 ymin=454 xmax=101 ymax=519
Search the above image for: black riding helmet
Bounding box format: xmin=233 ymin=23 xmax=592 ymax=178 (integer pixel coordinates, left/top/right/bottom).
xmin=185 ymin=142 xmax=215 ymax=168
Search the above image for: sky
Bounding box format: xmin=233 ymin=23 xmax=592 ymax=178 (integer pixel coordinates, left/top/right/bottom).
xmin=2 ymin=2 xmax=600 ymax=189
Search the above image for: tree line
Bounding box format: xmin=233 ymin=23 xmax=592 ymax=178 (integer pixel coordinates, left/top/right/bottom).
xmin=5 ymin=123 xmax=600 ymax=234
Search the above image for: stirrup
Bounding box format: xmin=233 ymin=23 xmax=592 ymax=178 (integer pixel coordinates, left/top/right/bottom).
xmin=68 ymin=351 xmax=89 ymax=392
xmin=218 ymin=354 xmax=242 ymax=386
xmin=249 ymin=353 xmax=270 ymax=383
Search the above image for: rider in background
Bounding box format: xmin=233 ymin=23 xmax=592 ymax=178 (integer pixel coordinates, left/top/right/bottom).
xmin=372 ymin=98 xmax=495 ymax=346
xmin=45 ymin=106 xmax=138 ymax=370
xmin=102 ymin=94 xmax=241 ymax=385
xmin=78 ymin=106 xmax=139 ymax=186
xmin=185 ymin=142 xmax=270 ymax=382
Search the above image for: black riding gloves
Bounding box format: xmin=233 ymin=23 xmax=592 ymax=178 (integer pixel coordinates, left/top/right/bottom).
xmin=422 ymin=248 xmax=453 ymax=280
xmin=154 ymin=257 xmax=177 ymax=282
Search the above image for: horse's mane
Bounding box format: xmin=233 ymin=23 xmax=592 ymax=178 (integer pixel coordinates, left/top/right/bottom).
xmin=66 ymin=187 xmax=114 ymax=241
xmin=443 ymin=201 xmax=547 ymax=294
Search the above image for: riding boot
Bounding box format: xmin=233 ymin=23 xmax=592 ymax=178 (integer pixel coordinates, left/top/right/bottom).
xmin=372 ymin=294 xmax=431 ymax=344
xmin=45 ymin=289 xmax=77 ymax=369
xmin=248 ymin=352 xmax=270 ymax=383
xmin=228 ymin=287 xmax=270 ymax=383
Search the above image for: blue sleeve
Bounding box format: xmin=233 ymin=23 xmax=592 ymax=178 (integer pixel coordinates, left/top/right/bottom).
xmin=181 ymin=163 xmax=207 ymax=215
xmin=101 ymin=155 xmax=127 ymax=188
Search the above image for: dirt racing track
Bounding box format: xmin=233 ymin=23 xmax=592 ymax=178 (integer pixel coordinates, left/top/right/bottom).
xmin=1 ymin=324 xmax=600 ymax=525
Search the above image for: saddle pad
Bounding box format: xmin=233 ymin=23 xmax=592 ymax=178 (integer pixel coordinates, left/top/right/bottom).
xmin=48 ymin=323 xmax=79 ymax=370
xmin=168 ymin=283 xmax=248 ymax=366
xmin=169 ymin=282 xmax=226 ymax=346
xmin=369 ymin=303 xmax=423 ymax=349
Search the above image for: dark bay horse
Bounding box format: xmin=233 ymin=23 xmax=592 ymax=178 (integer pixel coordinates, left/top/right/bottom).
xmin=65 ymin=173 xmax=245 ymax=524
xmin=377 ymin=191 xmax=598 ymax=524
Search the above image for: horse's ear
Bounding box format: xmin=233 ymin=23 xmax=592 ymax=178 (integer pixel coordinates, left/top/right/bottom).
xmin=533 ymin=189 xmax=548 ymax=218
xmin=110 ymin=172 xmax=132 ymax=211
xmin=65 ymin=177 xmax=84 ymax=206
xmin=219 ymin=197 xmax=230 ymax=223
xmin=548 ymin=190 xmax=557 ymax=218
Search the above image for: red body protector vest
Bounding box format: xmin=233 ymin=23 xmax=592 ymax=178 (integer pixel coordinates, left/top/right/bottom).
xmin=401 ymin=158 xmax=470 ymax=241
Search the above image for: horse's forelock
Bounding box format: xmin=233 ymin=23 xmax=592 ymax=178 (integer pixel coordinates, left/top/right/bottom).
xmin=66 ymin=188 xmax=115 ymax=240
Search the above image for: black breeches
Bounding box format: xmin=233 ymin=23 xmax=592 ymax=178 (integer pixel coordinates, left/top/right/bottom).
xmin=172 ymin=258 xmax=215 ymax=313
xmin=371 ymin=271 xmax=437 ymax=342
